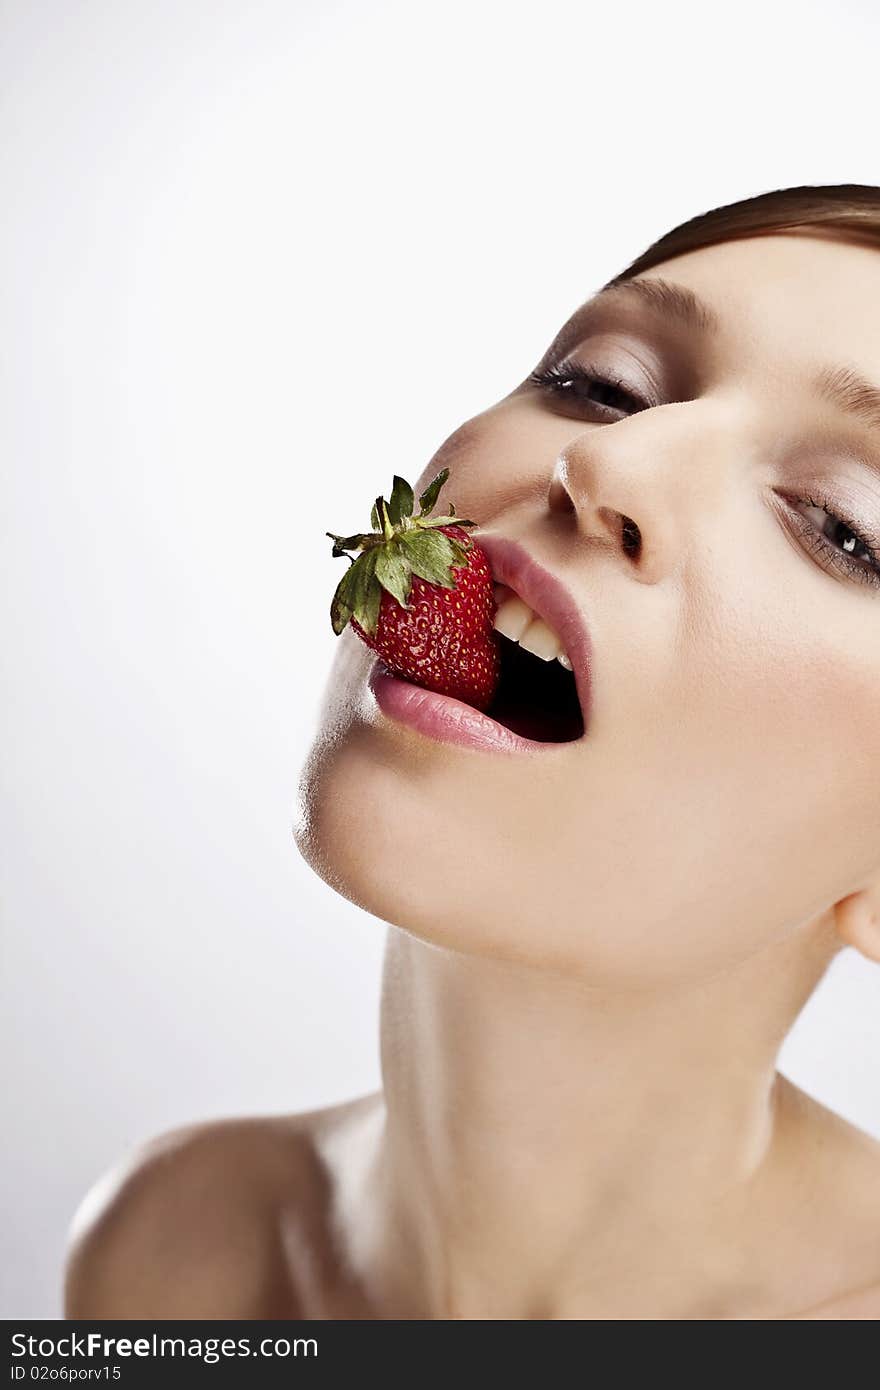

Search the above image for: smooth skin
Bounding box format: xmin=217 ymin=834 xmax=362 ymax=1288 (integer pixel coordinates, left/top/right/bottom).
xmin=66 ymin=229 xmax=880 ymax=1319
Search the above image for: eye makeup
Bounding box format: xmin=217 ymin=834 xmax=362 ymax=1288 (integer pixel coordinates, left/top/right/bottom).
xmin=526 ymin=306 xmax=880 ymax=593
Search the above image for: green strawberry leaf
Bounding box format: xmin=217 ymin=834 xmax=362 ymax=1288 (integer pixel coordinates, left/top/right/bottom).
xmin=374 ymin=542 xmax=412 ymax=609
xmin=417 ymin=514 xmax=476 ymax=531
xmin=329 ymin=468 xmax=479 ymax=637
xmin=330 ymin=597 xmax=353 ymax=635
xmin=327 ymin=529 xmax=371 ymax=556
xmin=374 ymin=495 xmax=395 ymax=540
xmin=356 ymin=548 xmax=382 ymax=636
xmin=417 ymin=467 xmax=449 ymax=516
xmin=387 ymin=475 xmax=415 ymax=526
xmin=349 ymin=547 xmax=377 ymax=617
xmin=330 ymin=562 xmax=360 ymax=634
xmin=398 ymin=528 xmax=460 ymax=587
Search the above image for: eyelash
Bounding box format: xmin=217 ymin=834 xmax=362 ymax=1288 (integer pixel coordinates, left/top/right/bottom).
xmin=528 ymin=358 xmax=880 ymax=591
xmin=529 ymin=357 xmax=652 ymax=417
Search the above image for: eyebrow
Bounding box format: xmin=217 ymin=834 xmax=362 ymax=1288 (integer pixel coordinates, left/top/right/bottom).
xmin=569 ymin=275 xmax=880 ymax=437
xmin=594 ymin=275 xmax=723 ymax=334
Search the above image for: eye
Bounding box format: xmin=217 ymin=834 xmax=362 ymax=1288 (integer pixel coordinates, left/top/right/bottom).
xmin=528 ymin=356 xmax=653 ymax=419
xmin=784 ymin=490 xmax=880 ymax=590
xmin=531 ymin=356 xmax=880 ymax=595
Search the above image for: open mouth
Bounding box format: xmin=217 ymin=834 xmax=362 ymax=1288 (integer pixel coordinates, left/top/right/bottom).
xmin=484 ymin=630 xmax=585 ymax=743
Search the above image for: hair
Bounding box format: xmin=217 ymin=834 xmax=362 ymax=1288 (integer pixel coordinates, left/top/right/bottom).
xmin=601 ymin=183 xmax=880 ymax=289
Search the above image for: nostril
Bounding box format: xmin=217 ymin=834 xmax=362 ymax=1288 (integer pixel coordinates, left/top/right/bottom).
xmin=621 ymin=516 xmax=641 ymax=559
xmin=547 ymin=475 xmax=577 ymax=515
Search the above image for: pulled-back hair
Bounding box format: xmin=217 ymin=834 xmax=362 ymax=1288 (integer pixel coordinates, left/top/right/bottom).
xmin=602 ymin=183 xmax=880 ymax=289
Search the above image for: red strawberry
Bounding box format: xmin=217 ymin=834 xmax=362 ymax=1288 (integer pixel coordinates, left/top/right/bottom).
xmin=327 ymin=467 xmax=501 ymax=711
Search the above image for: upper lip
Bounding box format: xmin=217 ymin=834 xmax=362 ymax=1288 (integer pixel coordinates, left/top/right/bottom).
xmin=472 ymin=531 xmax=594 ymax=736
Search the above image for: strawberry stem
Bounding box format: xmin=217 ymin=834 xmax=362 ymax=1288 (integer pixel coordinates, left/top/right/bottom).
xmin=327 ymin=468 xmax=479 ymax=637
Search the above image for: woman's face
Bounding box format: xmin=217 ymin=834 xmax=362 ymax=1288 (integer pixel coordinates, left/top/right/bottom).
xmin=295 ymin=230 xmax=880 ymax=985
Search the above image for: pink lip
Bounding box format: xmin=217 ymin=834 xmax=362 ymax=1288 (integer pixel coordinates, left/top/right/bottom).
xmin=366 ymin=532 xmax=593 ymax=757
xmin=368 ymin=660 xmax=557 ymax=755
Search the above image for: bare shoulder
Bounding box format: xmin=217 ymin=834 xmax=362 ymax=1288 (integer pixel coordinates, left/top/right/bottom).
xmin=63 ymin=1094 xmax=381 ymax=1319
xmin=776 ymin=1077 xmax=880 ymax=1320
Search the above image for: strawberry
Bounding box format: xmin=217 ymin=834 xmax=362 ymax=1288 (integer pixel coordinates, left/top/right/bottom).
xmin=326 ymin=467 xmax=501 ymax=711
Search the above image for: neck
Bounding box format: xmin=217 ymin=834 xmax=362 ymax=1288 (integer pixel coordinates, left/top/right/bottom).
xmin=370 ymin=923 xmax=837 ymax=1319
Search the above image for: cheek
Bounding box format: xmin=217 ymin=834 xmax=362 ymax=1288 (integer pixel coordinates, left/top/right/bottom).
xmin=412 ymin=403 xmax=548 ymax=518
xmin=698 ymin=585 xmax=880 ymax=827
xmin=754 ymin=609 xmax=880 ymax=883
xmin=638 ymin=582 xmax=880 ymax=935
xmin=522 ymin=587 xmax=880 ymax=982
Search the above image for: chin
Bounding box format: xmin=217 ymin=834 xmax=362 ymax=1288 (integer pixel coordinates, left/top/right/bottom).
xmin=292 ymin=718 xmax=436 ymax=931
xmin=292 ymin=719 xmax=515 ymax=959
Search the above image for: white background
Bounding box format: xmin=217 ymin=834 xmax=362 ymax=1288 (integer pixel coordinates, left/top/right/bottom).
xmin=4 ymin=0 xmax=880 ymax=1318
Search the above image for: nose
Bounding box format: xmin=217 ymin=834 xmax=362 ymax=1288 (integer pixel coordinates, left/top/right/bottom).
xmin=547 ymin=463 xmax=646 ymax=566
xmin=546 ymin=401 xmax=739 ymax=583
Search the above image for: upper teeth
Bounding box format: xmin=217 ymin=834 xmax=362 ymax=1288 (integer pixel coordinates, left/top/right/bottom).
xmin=492 ymin=584 xmax=573 ymax=670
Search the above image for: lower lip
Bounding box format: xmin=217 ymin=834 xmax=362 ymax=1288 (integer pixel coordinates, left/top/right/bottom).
xmin=367 ymin=660 xmax=561 ymax=756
